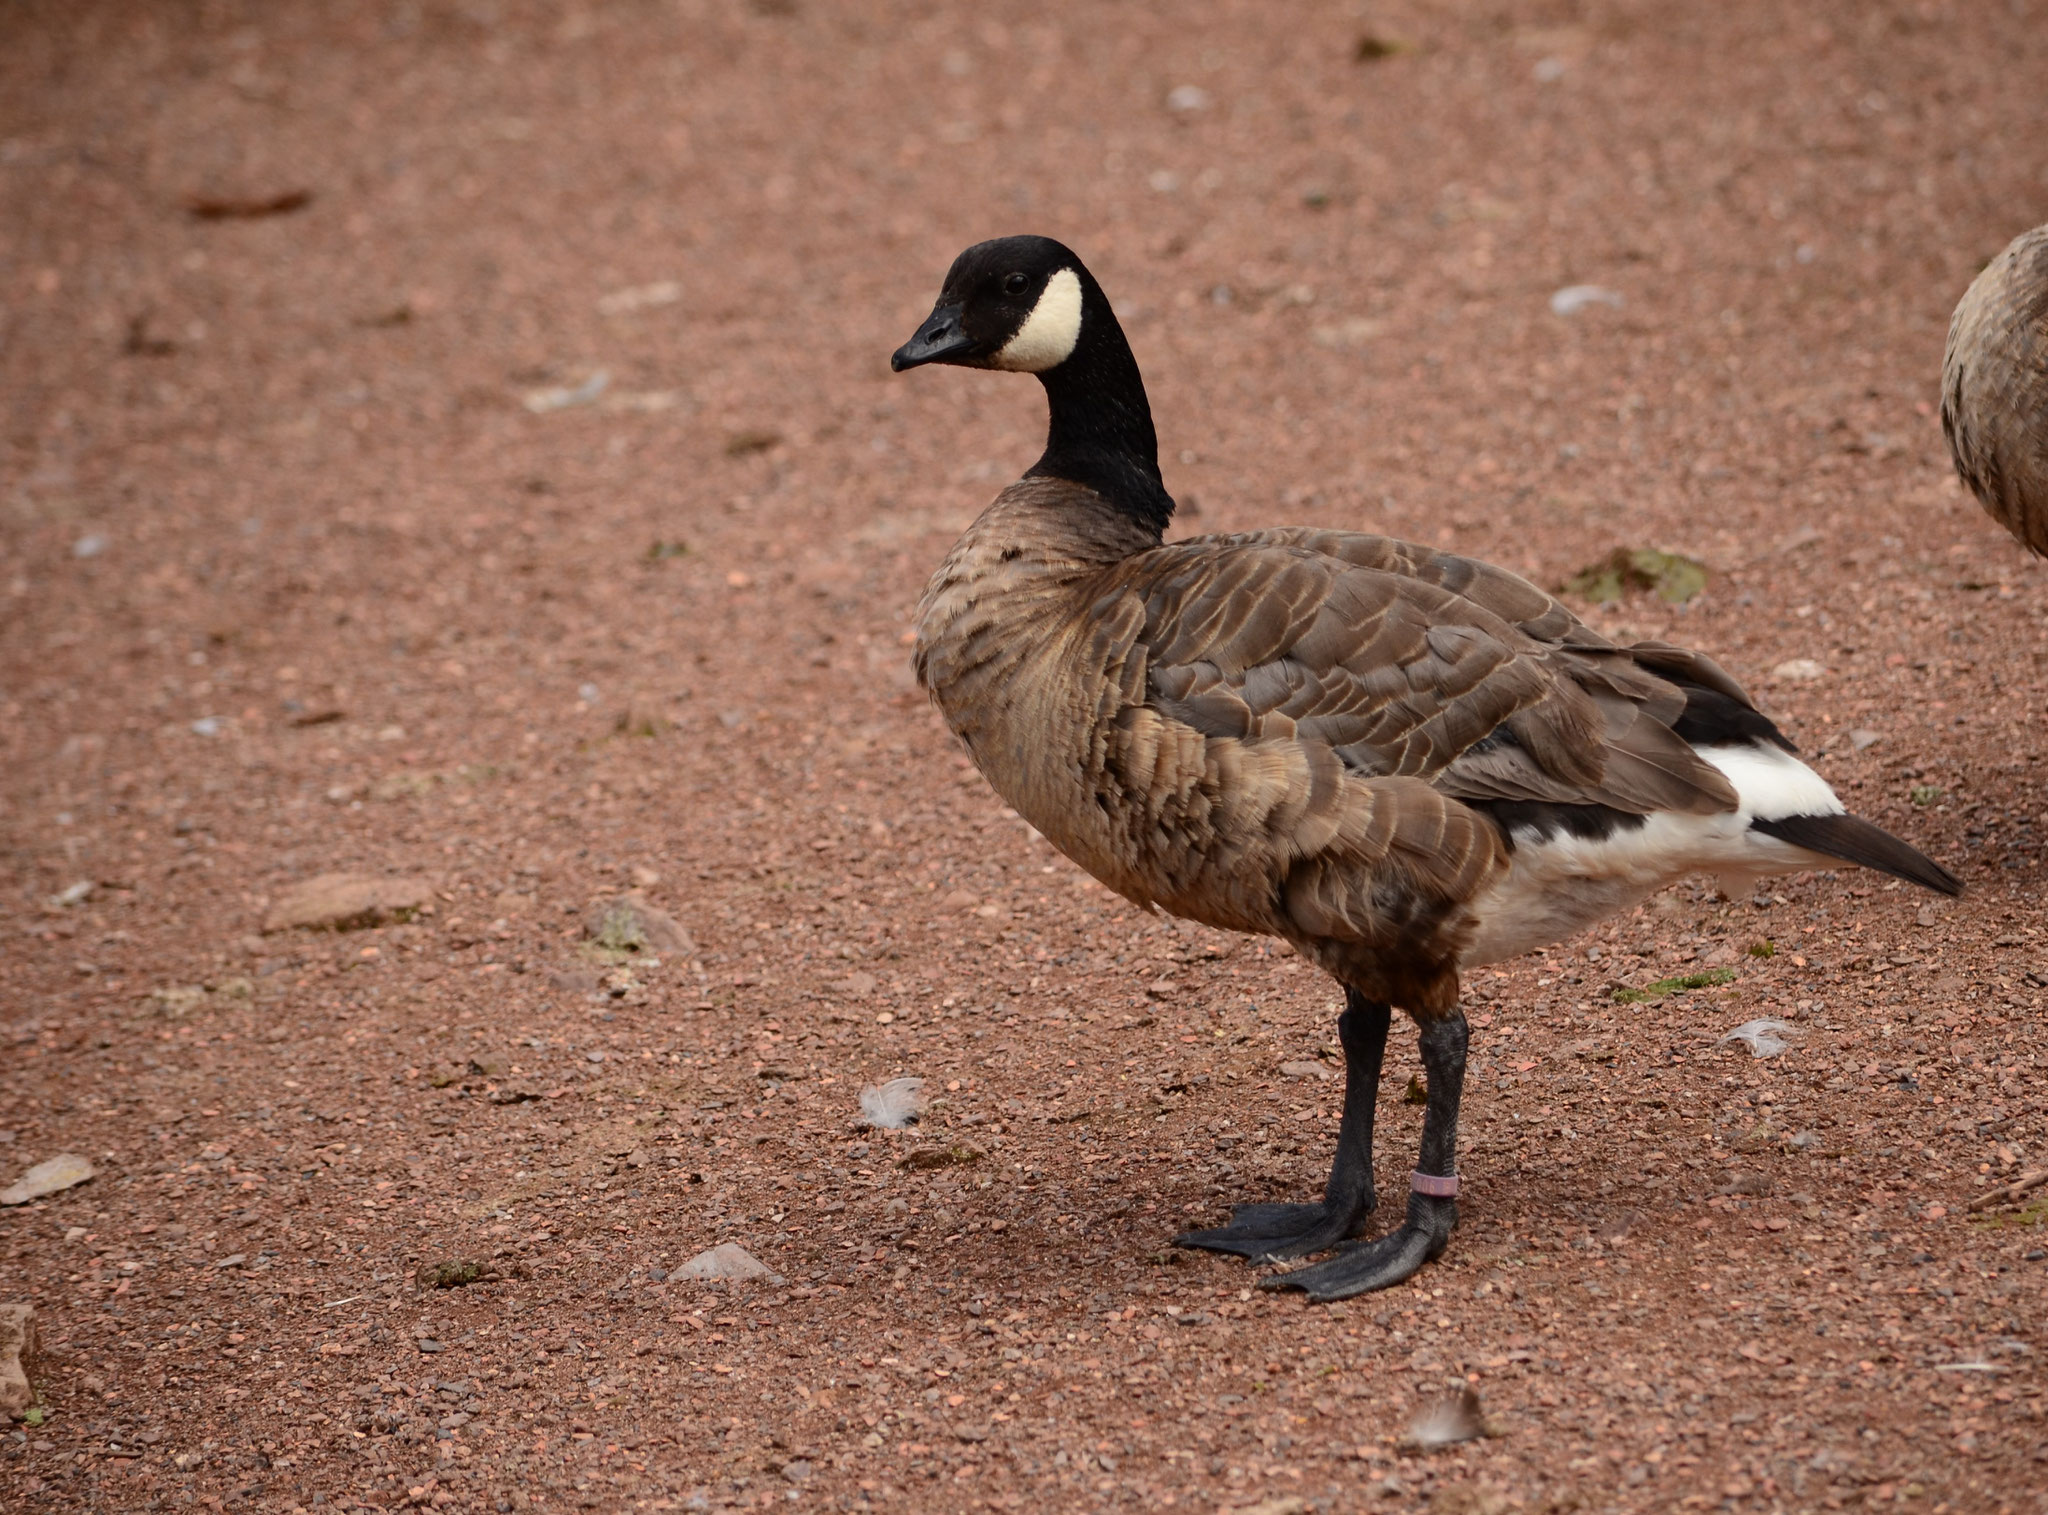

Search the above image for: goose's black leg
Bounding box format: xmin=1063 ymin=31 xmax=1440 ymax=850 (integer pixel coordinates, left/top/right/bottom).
xmin=1263 ymin=1006 xmax=1467 ymax=1301
xmin=1173 ymin=991 xmax=1390 ymax=1261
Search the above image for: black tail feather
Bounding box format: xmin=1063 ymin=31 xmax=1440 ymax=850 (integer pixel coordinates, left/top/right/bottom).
xmin=1751 ymin=813 xmax=1962 ymax=897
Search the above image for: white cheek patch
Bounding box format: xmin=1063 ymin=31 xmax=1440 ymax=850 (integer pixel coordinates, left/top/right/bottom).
xmin=991 ymin=268 xmax=1083 ymax=372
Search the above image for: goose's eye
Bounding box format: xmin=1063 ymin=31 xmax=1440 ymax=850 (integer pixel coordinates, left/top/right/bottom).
xmin=1003 ymin=272 xmax=1030 ymax=296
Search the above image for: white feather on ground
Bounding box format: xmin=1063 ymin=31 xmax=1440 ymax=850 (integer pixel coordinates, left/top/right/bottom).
xmin=1403 ymin=1385 xmax=1490 ymax=1449
xmin=859 ymin=1077 xmax=926 ymax=1129
xmin=1720 ymin=1018 xmax=1799 ymax=1057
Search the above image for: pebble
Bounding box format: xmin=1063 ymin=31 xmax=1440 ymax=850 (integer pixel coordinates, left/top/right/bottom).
xmin=1770 ymin=658 xmax=1826 ymax=682
xmin=0 ymin=1304 xmax=39 ymax=1421
xmin=1278 ymin=1060 xmax=1334 ymax=1081
xmin=522 ymin=369 xmax=609 ymax=414
xmin=584 ymin=895 xmax=695 ymax=955
xmin=1166 ymin=84 xmax=1211 ymax=112
xmin=72 ymin=533 xmax=107 ymax=558
xmin=417 ymin=1259 xmax=484 ymax=1289
xmin=1549 ymin=284 xmax=1624 ymax=316
xmin=1 ymin=1153 xmax=96 ymax=1206
xmin=263 ymin=872 xmax=434 ymax=932
xmin=675 ymin=1243 xmax=784 ymax=1284
xmin=596 ymin=280 xmax=681 ymax=315
xmin=615 ymin=695 xmax=669 ymax=737
xmin=1310 ymin=316 xmax=1387 ymax=349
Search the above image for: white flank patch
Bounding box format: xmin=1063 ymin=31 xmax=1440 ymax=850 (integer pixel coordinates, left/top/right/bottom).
xmin=1462 ymin=741 xmax=1848 ymax=965
xmin=1692 ymin=743 xmax=1843 ymax=822
xmin=992 ymin=267 xmax=1083 ymax=372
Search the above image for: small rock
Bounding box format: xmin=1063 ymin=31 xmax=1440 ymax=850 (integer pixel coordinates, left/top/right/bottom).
xmin=546 ymin=967 xmax=601 ymax=994
xmin=47 ymin=880 xmax=93 ymax=909
xmin=213 ymin=1253 xmax=246 ymax=1269
xmin=1771 ymin=658 xmax=1827 ymax=683
xmin=414 ymin=1338 xmax=445 ymax=1354
xmin=596 ymin=280 xmax=682 ymax=315
xmin=263 ymin=873 xmax=434 ymax=933
xmin=1165 ymin=84 xmax=1211 ymax=111
xmin=72 ymin=533 xmax=107 ymax=559
xmin=1279 ymin=1060 xmax=1334 ymax=1080
xmin=1310 ymin=316 xmax=1386 ymax=349
xmin=615 ymin=695 xmax=668 ymax=738
xmin=1433 ymin=1485 xmax=1513 ymax=1515
xmin=900 ymin=1144 xmax=983 ymax=1172
xmin=1226 ymin=1499 xmax=1309 ymax=1515
xmin=149 ymin=985 xmax=209 ymax=1019
xmin=523 ymin=369 xmax=609 ymax=414
xmin=1848 ymin=727 xmax=1882 ymax=751
xmin=1402 ymin=1384 xmax=1491 ymax=1450
xmin=0 ymin=1304 xmax=40 ymax=1421
xmin=779 ymin=1459 xmax=813 ymax=1484
xmin=1549 ymin=284 xmax=1624 ymax=317
xmin=625 ymin=1149 xmax=651 ymax=1168
xmin=834 ymin=971 xmax=879 ymax=997
xmin=860 ymin=1077 xmax=926 ymax=1129
xmin=724 ymin=427 xmax=782 ymax=457
xmin=583 ymin=896 xmax=694 ymax=955
xmin=1 ymin=1153 xmax=96 ymax=1206
xmin=936 ymin=888 xmax=980 ymax=913
xmin=417 ymin=1260 xmax=484 ymax=1289
xmin=675 ymin=1243 xmax=784 ymax=1285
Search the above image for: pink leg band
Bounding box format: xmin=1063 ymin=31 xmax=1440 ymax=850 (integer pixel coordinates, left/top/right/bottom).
xmin=1410 ymin=1171 xmax=1459 ymax=1198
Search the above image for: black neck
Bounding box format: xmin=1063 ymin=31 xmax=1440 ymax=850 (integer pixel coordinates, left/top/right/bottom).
xmin=1023 ymin=289 xmax=1175 ymax=539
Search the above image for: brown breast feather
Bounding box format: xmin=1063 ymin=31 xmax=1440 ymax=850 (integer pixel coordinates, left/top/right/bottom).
xmin=919 ymin=489 xmax=1754 ymax=1010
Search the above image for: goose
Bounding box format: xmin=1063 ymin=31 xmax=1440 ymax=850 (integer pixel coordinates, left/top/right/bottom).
xmin=1943 ymin=221 xmax=2048 ymax=557
xmin=893 ymin=235 xmax=1962 ymax=1301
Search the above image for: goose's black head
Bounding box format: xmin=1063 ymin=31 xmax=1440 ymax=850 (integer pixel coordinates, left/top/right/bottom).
xmin=892 ymin=235 xmax=1174 ymax=537
xmin=890 ymin=235 xmax=1089 ymax=374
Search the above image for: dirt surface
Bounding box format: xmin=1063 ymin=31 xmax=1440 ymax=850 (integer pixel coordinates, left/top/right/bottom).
xmin=5 ymin=3 xmax=2048 ymax=1512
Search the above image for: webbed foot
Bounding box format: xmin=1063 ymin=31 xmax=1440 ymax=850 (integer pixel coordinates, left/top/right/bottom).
xmin=1258 ymin=1192 xmax=1456 ymax=1301
xmin=1173 ymin=1196 xmax=1374 ymax=1262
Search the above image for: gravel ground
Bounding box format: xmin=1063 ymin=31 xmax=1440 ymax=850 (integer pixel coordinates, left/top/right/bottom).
xmin=4 ymin=2 xmax=2047 ymax=1512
